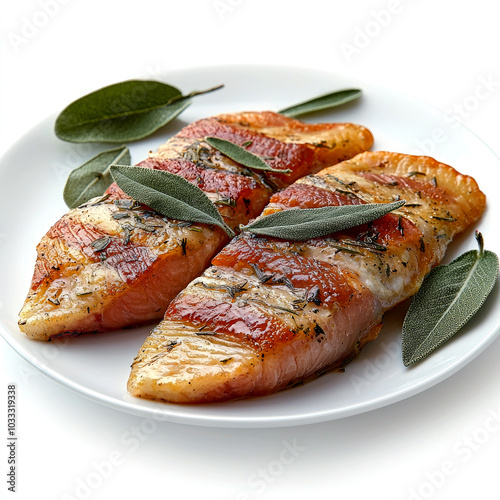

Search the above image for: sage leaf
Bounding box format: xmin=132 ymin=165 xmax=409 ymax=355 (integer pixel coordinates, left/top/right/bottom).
xmin=63 ymin=145 xmax=130 ymax=209
xmin=205 ymin=137 xmax=291 ymax=173
xmin=278 ymin=89 xmax=362 ymax=118
xmin=110 ymin=165 xmax=235 ymax=238
xmin=55 ymin=81 xmax=223 ymax=143
xmin=402 ymin=232 xmax=499 ymax=367
xmin=241 ymin=200 xmax=406 ymax=240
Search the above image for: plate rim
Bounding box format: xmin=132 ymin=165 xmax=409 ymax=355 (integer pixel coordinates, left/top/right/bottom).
xmin=1 ymin=63 xmax=499 ymax=428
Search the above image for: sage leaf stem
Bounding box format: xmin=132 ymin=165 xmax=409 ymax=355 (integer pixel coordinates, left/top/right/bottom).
xmin=166 ymin=84 xmax=225 ymax=105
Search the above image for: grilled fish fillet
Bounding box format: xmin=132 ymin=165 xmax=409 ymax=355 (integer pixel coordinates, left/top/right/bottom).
xmin=19 ymin=112 xmax=373 ymax=340
xmin=127 ymin=151 xmax=486 ymax=403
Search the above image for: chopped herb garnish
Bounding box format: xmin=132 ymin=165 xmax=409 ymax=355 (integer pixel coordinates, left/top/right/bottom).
xmin=112 ymin=212 xmax=131 ymax=220
xmin=198 ymin=281 xmax=248 ymax=298
xmin=249 ymin=262 xmax=274 ymax=284
xmin=214 ymin=197 xmax=237 ymax=207
xmin=305 ymin=285 xmax=321 ymax=305
xmin=90 ymin=193 xmax=112 ymax=206
xmin=91 ymin=236 xmax=111 ymax=252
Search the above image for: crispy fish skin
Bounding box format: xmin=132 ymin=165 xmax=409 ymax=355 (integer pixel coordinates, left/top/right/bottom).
xmin=127 ymin=151 xmax=486 ymax=403
xmin=19 ymin=112 xmax=373 ymax=340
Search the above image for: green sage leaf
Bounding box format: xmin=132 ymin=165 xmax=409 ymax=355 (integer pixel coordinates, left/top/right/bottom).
xmin=278 ymin=89 xmax=362 ymax=118
xmin=402 ymin=232 xmax=499 ymax=367
xmin=241 ymin=200 xmax=406 ymax=240
xmin=63 ymin=145 xmax=130 ymax=208
xmin=55 ymin=81 xmax=223 ymax=143
xmin=109 ymin=165 xmax=234 ymax=238
xmin=205 ymin=137 xmax=291 ymax=174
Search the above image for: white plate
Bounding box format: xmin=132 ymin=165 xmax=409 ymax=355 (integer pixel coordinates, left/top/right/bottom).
xmin=1 ymin=65 xmax=499 ymax=428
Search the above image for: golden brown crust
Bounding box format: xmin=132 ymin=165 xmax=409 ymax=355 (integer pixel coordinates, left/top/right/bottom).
xmin=19 ymin=112 xmax=374 ymax=340
xmin=127 ymin=151 xmax=486 ymax=403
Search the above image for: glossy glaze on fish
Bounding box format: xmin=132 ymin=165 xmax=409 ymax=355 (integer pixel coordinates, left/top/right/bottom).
xmin=127 ymin=151 xmax=486 ymax=403
xmin=19 ymin=112 xmax=373 ymax=340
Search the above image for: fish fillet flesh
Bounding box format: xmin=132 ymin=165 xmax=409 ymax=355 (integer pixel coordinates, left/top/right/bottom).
xmin=127 ymin=151 xmax=486 ymax=403
xmin=19 ymin=112 xmax=373 ymax=340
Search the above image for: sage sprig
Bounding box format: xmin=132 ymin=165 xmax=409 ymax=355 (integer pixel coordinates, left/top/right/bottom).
xmin=240 ymin=200 xmax=406 ymax=240
xmin=278 ymin=89 xmax=362 ymax=118
xmin=109 ymin=165 xmax=234 ymax=238
xmin=402 ymin=232 xmax=499 ymax=367
xmin=55 ymin=81 xmax=223 ymax=143
xmin=205 ymin=137 xmax=291 ymax=173
xmin=63 ymin=145 xmax=130 ymax=209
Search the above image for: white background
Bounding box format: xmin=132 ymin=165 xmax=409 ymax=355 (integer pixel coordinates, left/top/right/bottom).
xmin=1 ymin=1 xmax=500 ymax=499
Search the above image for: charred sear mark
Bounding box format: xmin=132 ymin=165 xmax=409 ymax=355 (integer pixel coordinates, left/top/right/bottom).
xmin=396 ymin=215 xmax=405 ymax=236
xmin=431 ymin=216 xmax=457 ymax=222
xmin=314 ymin=323 xmax=326 ymax=342
xmin=419 ymin=237 xmax=426 ymax=252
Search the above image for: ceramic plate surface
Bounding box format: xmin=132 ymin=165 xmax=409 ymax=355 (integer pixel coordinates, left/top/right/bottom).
xmin=1 ymin=65 xmax=499 ymax=427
